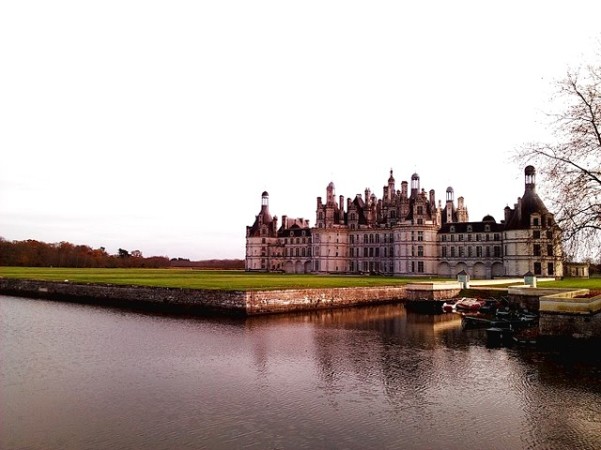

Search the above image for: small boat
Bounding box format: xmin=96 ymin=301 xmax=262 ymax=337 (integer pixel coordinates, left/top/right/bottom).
xmin=455 ymin=297 xmax=485 ymax=312
xmin=479 ymin=298 xmax=500 ymax=314
xmin=442 ymin=298 xmax=460 ymax=313
xmin=486 ymin=327 xmax=515 ymax=346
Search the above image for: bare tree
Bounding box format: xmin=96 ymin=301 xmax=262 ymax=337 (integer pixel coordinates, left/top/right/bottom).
xmin=518 ymin=62 xmax=601 ymax=261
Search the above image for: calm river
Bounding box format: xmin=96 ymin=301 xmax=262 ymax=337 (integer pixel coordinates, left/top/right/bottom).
xmin=2 ymin=295 xmax=601 ymax=450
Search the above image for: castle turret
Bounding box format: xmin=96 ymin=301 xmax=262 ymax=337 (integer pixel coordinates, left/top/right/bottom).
xmin=387 ymin=169 xmax=395 ymax=201
xmin=410 ymin=173 xmax=420 ymax=198
xmin=259 ymin=191 xmax=272 ymax=224
xmin=445 ymin=186 xmax=454 ymax=223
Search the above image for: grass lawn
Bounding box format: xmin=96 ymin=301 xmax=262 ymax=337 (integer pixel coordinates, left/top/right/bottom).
xmin=1 ymin=267 xmax=599 ymax=291
xmin=0 ymin=267 xmax=424 ymax=290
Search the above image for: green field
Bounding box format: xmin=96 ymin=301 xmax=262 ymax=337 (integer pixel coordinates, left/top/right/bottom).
xmin=1 ymin=267 xmax=599 ymax=291
xmin=0 ymin=267 xmax=420 ymax=290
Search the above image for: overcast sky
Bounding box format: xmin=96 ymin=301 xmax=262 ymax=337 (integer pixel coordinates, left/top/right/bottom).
xmin=1 ymin=1 xmax=600 ymax=260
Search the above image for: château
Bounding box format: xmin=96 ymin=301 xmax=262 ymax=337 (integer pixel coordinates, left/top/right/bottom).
xmin=245 ymin=166 xmax=563 ymax=279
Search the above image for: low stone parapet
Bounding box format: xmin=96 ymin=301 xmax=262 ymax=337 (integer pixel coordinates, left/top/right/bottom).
xmin=404 ymin=282 xmax=462 ymax=300
xmin=538 ymin=291 xmax=601 ymax=340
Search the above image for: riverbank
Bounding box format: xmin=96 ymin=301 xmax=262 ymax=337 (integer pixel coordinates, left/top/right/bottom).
xmin=0 ymin=278 xmax=409 ymax=316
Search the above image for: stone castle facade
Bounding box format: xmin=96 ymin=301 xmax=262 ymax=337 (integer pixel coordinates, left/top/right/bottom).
xmin=246 ymin=166 xmax=564 ymax=279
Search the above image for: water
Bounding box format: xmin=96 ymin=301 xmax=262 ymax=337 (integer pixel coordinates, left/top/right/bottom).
xmin=1 ymin=295 xmax=601 ymax=450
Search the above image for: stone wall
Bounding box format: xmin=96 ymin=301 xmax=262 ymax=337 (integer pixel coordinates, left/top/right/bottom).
xmin=0 ymin=278 xmax=248 ymax=315
xmin=245 ymin=286 xmax=407 ymax=315
xmin=540 ymin=311 xmax=601 ymax=340
xmin=0 ymin=278 xmax=407 ymax=316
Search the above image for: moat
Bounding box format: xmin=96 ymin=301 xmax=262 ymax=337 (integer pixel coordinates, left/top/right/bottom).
xmin=2 ymin=294 xmax=601 ymax=450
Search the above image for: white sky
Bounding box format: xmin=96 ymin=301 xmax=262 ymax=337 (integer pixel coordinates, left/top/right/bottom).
xmin=1 ymin=1 xmax=600 ymax=260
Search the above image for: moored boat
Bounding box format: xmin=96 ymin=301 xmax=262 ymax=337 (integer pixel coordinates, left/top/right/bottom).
xmin=455 ymin=297 xmax=485 ymax=312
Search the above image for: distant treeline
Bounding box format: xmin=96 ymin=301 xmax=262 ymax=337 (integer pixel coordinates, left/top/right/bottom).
xmin=0 ymin=238 xmax=170 ymax=268
xmin=170 ymin=258 xmax=245 ymax=270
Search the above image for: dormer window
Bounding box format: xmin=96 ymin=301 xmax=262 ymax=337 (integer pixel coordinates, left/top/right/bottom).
xmin=484 ymin=225 xmax=490 ymax=232
xmin=290 ymin=231 xmax=295 ymax=237
xmin=467 ymin=225 xmax=473 ymax=233
xmin=450 ymin=226 xmax=455 ymax=233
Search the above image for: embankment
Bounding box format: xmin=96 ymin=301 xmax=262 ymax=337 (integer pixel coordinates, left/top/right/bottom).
xmin=0 ymin=278 xmax=408 ymax=316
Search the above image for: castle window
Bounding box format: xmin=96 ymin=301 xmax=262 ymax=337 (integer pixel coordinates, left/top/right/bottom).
xmin=459 ymin=234 xmax=464 ymax=241
xmin=547 ymin=245 xmax=553 ymax=256
xmin=450 ymin=247 xmax=456 ymax=257
xmin=533 ymin=244 xmax=541 ymax=256
xmin=468 ymin=246 xmax=473 ymax=257
xmin=450 ymin=226 xmax=455 ymax=233
xmin=417 ymin=219 xmax=424 ymax=225
xmin=494 ymin=246 xmax=502 ymax=258
xmin=375 ymin=234 xmax=380 ymax=243
xmin=262 ymin=238 xmax=266 ymax=244
xmin=534 ymin=262 xmax=542 ymax=275
xmin=494 ymin=233 xmax=500 ymax=241
xmin=369 ymin=234 xmax=374 ymax=244
xmin=411 ymin=231 xmax=415 ymax=241
xmin=417 ymin=261 xmax=424 ymax=273
xmin=364 ymin=235 xmax=368 ymax=244
xmin=364 ymin=248 xmax=368 ymax=257
xmin=459 ymin=247 xmax=464 ymax=257
xmin=467 ymin=225 xmax=473 ymax=232
xmin=302 ymin=248 xmax=306 ymax=257
xmin=375 ymin=248 xmax=379 ymax=257
xmin=476 ymin=246 xmax=482 ymax=257
xmin=546 ymin=230 xmax=553 ymax=239
xmin=290 ymin=231 xmax=294 ymax=237
xmin=548 ymin=262 xmax=554 ymax=275
xmin=302 ymin=231 xmax=306 ymax=236
xmin=476 ymin=234 xmax=481 ymax=242
xmin=442 ymin=247 xmax=447 ymax=257
xmin=369 ymin=248 xmax=374 ymax=257
xmin=468 ymin=234 xmax=472 ymax=241
xmin=442 ymin=235 xmax=447 ymax=242
xmin=485 ymin=225 xmax=491 ymax=232
xmin=533 ymin=230 xmax=541 ymax=239
xmin=318 ymin=212 xmax=324 ymax=220
xmin=486 ymin=247 xmax=491 ymax=257
xmin=351 ymin=213 xmax=356 ymax=221
xmin=418 ymin=231 xmax=423 ymax=241
xmin=533 ymin=217 xmax=539 ymax=226
xmin=418 ymin=246 xmax=423 ymax=257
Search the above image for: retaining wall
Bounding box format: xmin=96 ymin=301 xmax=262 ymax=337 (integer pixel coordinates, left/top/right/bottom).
xmin=0 ymin=278 xmax=407 ymax=316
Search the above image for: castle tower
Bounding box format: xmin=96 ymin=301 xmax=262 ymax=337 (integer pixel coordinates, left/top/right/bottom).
xmin=410 ymin=173 xmax=420 ymax=198
xmin=445 ymin=187 xmax=454 ymax=223
xmin=387 ymin=169 xmax=395 ymax=202
xmin=259 ymin=191 xmax=272 ymax=224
